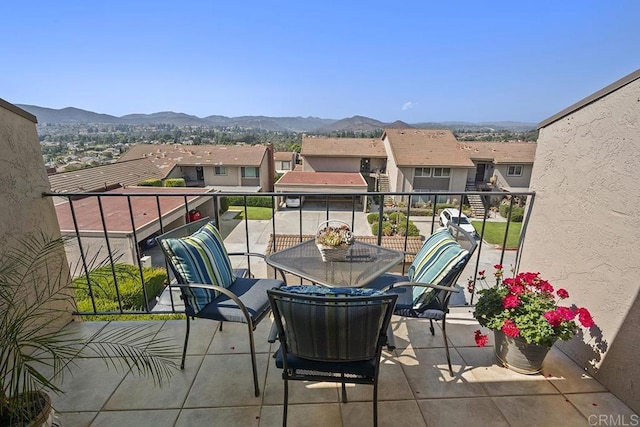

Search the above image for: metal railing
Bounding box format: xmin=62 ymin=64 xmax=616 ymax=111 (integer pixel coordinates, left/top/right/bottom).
xmin=43 ymin=189 xmax=535 ymax=315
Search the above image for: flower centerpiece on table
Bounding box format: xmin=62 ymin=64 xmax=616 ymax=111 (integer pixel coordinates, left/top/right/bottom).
xmin=315 ymin=221 xmax=354 ymax=262
xmin=472 ymin=265 xmax=595 ymax=372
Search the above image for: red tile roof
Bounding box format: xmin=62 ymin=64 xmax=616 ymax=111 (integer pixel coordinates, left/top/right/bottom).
xmin=55 ymin=187 xmax=214 ymax=233
xmin=276 ymin=171 xmax=367 ymax=187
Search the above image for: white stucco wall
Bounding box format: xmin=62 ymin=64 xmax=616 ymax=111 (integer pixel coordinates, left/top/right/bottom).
xmin=520 ymin=76 xmax=640 ymax=413
xmin=0 ymin=100 xmax=73 ymax=328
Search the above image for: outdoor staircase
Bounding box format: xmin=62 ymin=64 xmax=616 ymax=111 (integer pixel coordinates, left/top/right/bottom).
xmin=465 ymin=182 xmax=488 ymax=218
xmin=377 ymin=174 xmax=394 ymax=204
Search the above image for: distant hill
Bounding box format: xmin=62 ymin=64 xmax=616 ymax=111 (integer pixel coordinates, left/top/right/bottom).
xmin=16 ymin=104 xmax=536 ymax=133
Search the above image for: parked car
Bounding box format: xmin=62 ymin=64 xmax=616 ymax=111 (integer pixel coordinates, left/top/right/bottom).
xmin=285 ymin=195 xmax=304 ymax=208
xmin=439 ymin=208 xmax=478 ymax=238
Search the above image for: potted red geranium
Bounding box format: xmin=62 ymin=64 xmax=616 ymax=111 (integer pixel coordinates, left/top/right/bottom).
xmin=472 ymin=265 xmax=595 ymax=374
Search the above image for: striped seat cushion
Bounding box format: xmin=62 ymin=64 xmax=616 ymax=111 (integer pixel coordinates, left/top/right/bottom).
xmin=160 ymin=222 xmax=236 ymax=312
xmin=280 ymin=285 xmax=384 ymax=297
xmin=407 ymin=227 xmax=469 ymax=307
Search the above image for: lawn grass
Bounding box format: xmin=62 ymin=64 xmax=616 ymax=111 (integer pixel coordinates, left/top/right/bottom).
xmin=472 ymin=221 xmax=522 ymax=249
xmin=230 ymin=206 xmax=274 ymax=220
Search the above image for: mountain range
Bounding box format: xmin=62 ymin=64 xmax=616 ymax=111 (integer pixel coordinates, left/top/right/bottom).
xmin=17 ymin=104 xmax=536 ymax=133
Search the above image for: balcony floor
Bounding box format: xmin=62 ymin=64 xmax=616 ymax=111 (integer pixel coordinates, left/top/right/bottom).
xmin=50 ymin=309 xmax=635 ymax=426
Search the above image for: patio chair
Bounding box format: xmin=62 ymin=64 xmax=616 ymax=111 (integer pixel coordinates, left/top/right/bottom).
xmin=268 ymin=287 xmax=398 ymax=427
xmin=368 ymin=223 xmax=478 ymax=376
xmin=156 ymin=217 xmax=286 ymax=397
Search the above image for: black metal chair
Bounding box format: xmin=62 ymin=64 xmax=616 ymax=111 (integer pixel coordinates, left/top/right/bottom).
xmin=368 ymin=223 xmax=478 ymax=376
xmin=268 ymin=287 xmax=397 ymax=427
xmin=156 ymin=217 xmax=286 ymax=396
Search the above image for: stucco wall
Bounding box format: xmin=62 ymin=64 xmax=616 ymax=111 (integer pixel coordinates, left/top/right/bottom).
xmin=0 ymin=99 xmax=73 ymax=328
xmin=494 ymin=164 xmax=533 ymax=189
xmin=204 ymin=165 xmax=240 ymax=186
xmin=520 ymin=77 xmax=640 ymax=413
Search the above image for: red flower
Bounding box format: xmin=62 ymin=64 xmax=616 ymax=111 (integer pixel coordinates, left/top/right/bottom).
xmin=509 ymin=283 xmax=525 ymax=295
xmin=503 ymin=294 xmax=521 ymax=309
xmin=537 ymin=280 xmax=554 ymax=294
xmin=502 ymin=319 xmax=520 ymax=337
xmin=494 ymin=264 xmax=503 ymax=270
xmin=556 ymin=306 xmax=576 ymax=321
xmin=474 ymin=330 xmax=489 ymax=347
xmin=544 ymin=310 xmax=563 ymax=327
xmin=557 ymin=288 xmax=569 ymax=299
xmin=575 ymin=307 xmax=595 ymax=328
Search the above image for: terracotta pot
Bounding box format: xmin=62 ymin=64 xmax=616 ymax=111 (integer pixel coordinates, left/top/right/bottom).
xmin=493 ymin=329 xmax=551 ymax=374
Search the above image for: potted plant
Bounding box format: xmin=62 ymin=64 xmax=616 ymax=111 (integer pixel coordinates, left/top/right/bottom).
xmin=315 ymin=220 xmax=354 ymax=262
xmin=0 ymin=234 xmax=179 ymax=426
xmin=471 ymin=265 xmax=595 ymax=374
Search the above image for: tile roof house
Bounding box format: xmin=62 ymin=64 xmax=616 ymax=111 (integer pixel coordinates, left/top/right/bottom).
xmin=274 ymin=151 xmax=298 ymax=173
xmin=382 ymin=128 xmax=536 ymax=204
xmin=118 ymin=143 xmax=273 ymax=192
xmin=48 ymin=158 xmax=163 ymax=193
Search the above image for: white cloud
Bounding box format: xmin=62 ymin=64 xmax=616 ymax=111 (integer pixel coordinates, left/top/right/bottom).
xmin=402 ymin=101 xmax=417 ymax=110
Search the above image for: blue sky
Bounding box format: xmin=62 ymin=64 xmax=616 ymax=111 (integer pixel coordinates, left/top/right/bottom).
xmin=1 ymin=1 xmax=638 ymax=123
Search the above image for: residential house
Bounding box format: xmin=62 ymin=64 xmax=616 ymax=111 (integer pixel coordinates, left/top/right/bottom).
xmin=274 ymin=151 xmax=298 ymax=173
xmin=382 ymin=128 xmax=536 ymax=204
xmin=118 ymin=143 xmax=273 ymax=192
xmin=520 ymin=68 xmax=640 ymax=413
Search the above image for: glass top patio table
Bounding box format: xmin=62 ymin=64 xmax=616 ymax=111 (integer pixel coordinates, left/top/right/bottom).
xmin=266 ymin=239 xmax=404 ymax=288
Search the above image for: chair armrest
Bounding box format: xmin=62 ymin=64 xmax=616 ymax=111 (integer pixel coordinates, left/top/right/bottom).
xmin=169 ymin=283 xmax=253 ymax=322
xmin=385 ymin=281 xmax=460 ymax=293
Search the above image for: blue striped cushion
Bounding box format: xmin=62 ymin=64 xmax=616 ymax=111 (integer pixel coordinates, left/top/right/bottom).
xmin=408 ymin=228 xmax=469 ymax=306
xmin=160 ymin=222 xmax=236 ymax=312
xmin=281 ymin=285 xmax=384 ymax=297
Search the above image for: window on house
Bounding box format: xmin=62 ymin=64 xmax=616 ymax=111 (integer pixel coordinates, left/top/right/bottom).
xmin=241 ymin=167 xmax=260 ymax=178
xmin=281 ymin=161 xmax=291 ymax=170
xmin=214 ymin=166 xmax=227 ymax=175
xmin=507 ymin=165 xmax=523 ymax=176
xmin=414 ymin=168 xmax=431 ymax=177
xmin=433 ymin=168 xmax=451 ymax=177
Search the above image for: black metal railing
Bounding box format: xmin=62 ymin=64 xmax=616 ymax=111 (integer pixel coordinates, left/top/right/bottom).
xmin=43 ymin=189 xmax=535 ymax=315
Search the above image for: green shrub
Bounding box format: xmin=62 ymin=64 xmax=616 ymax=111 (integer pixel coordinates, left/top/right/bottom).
xmin=510 ymin=207 xmax=525 ymax=222
xmin=163 ymin=178 xmax=186 ymax=187
xmin=397 ymin=221 xmax=420 ymax=237
xmin=367 ymin=213 xmax=380 ymax=224
xmin=224 ymin=195 xmax=273 ymax=208
xmin=138 ymin=178 xmax=162 ymax=187
xmin=74 ymin=264 xmax=168 ymax=311
xmin=371 ymin=221 xmax=393 ymax=236
xmin=387 ymin=211 xmax=407 ymax=224
xmin=219 ymin=196 xmax=229 ymax=213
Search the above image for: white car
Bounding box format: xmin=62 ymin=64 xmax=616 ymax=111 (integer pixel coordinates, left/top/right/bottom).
xmin=285 ymin=195 xmax=303 ymax=208
xmin=439 ymin=208 xmax=477 ymax=238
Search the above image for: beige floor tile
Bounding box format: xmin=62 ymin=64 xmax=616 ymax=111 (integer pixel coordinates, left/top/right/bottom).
xmin=443 ymin=313 xmax=493 ymax=348
xmin=565 ymin=392 xmax=638 ymax=420
xmin=458 ymin=346 xmax=558 ymax=396
xmin=90 ymin=409 xmax=180 ymax=427
xmin=48 ymin=358 xmax=128 ymax=412
xmin=542 ymin=347 xmax=607 ymax=393
xmin=56 ymin=411 xmax=97 ymax=427
xmin=340 ymin=351 xmax=414 ymax=402
xmin=342 ymin=400 xmax=427 ymax=427
xmin=259 ymin=403 xmax=342 ymax=427
xmin=184 ymin=353 xmax=268 ymax=407
xmin=492 ymin=395 xmax=588 ymax=427
xmin=104 ymin=355 xmax=203 ymax=410
xmin=396 ymin=347 xmax=487 ymax=398
xmin=176 ymin=406 xmax=262 ymax=426
xmin=417 ymin=397 xmax=510 ymax=426
xmin=207 ymin=318 xmax=273 ymax=354
xmin=389 ymin=317 xmax=445 ymax=350
xmin=159 ymin=318 xmax=217 ymax=356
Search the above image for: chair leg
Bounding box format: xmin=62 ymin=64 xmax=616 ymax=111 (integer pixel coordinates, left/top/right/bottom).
xmin=429 ymin=318 xmax=435 ymax=335
xmin=373 ymin=380 xmax=379 ymax=427
xmin=282 ymin=378 xmax=289 ymax=427
xmin=341 ymin=379 xmax=348 ymax=403
xmin=219 ymin=321 xmax=223 ymax=331
xmin=247 ymin=322 xmax=260 ymax=397
xmin=441 ymin=317 xmax=454 ymax=377
xmin=181 ymin=316 xmax=191 ymax=369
